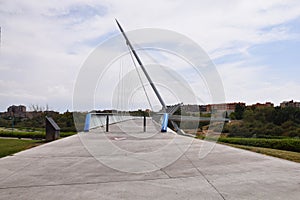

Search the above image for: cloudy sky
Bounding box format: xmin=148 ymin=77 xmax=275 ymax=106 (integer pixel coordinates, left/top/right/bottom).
xmin=1 ymin=0 xmax=300 ymax=112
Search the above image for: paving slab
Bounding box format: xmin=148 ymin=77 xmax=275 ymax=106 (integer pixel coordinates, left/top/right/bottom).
xmin=0 ymin=119 xmax=299 ymax=199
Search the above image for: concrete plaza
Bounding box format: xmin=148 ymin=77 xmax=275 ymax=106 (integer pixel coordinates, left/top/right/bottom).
xmin=0 ymin=119 xmax=299 ymax=199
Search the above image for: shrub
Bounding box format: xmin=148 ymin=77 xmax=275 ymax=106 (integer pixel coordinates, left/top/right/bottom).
xmin=219 ymin=137 xmax=300 ymax=152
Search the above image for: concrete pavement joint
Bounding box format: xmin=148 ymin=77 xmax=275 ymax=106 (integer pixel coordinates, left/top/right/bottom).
xmin=168 ymin=136 xmax=226 ymax=199
xmin=160 ymin=168 xmax=171 ymax=178
xmin=183 ymin=153 xmax=226 ymax=200
xmin=0 ymin=175 xmax=204 ymax=190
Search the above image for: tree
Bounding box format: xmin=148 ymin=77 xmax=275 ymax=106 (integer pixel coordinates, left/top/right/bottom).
xmin=243 ymin=109 xmax=254 ymax=122
xmin=229 ymin=112 xmax=236 ymax=120
xmin=235 ymin=103 xmax=245 ymax=120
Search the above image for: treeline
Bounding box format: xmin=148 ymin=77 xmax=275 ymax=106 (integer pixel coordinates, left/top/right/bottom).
xmin=223 ymin=105 xmax=300 ymax=138
xmin=0 ymin=111 xmax=76 ymax=132
xmin=0 ymin=109 xmax=150 ymax=132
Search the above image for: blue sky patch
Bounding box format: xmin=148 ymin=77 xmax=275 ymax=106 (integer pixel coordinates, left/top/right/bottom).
xmin=55 ymin=4 xmax=107 ymax=24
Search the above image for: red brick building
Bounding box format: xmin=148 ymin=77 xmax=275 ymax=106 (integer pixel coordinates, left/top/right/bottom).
xmin=280 ymin=100 xmax=300 ymax=108
xmin=251 ymin=102 xmax=274 ymax=108
xmin=206 ymin=102 xmax=246 ymax=113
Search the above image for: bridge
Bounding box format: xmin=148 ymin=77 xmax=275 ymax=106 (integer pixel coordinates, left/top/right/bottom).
xmin=0 ymin=119 xmax=299 ymax=199
xmin=1 ymin=20 xmax=298 ymax=199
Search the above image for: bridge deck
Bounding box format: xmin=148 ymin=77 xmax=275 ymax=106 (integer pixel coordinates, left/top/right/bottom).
xmin=0 ymin=119 xmax=299 ymax=199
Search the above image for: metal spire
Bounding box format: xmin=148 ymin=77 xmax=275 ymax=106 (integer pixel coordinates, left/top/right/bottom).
xmin=115 ymin=19 xmax=167 ymax=110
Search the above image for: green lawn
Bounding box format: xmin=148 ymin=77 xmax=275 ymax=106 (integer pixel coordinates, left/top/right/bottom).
xmin=0 ymin=138 xmax=43 ymax=158
xmin=196 ymin=136 xmax=300 ymax=163
xmin=218 ymin=137 xmax=300 ymax=152
xmin=0 ymin=128 xmax=76 ymax=158
xmin=0 ymin=128 xmax=76 ymax=139
xmin=220 ymin=142 xmax=300 ymax=163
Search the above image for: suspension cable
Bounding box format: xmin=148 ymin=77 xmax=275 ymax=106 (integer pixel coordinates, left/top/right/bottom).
xmin=117 ymin=59 xmax=122 ymax=111
xmin=127 ymin=45 xmax=153 ymax=111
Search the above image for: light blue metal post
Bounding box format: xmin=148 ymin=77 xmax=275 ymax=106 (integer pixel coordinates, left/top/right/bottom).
xmin=161 ymin=113 xmax=169 ymax=132
xmin=84 ymin=113 xmax=91 ymax=132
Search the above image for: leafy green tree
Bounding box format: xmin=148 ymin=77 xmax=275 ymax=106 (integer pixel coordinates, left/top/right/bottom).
xmin=235 ymin=103 xmax=245 ymax=120
xmin=229 ymin=112 xmax=236 ymax=120
xmin=243 ymin=109 xmax=255 ymax=122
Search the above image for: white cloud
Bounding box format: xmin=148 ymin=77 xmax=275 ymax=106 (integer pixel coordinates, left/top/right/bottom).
xmin=0 ymin=0 xmax=300 ymax=111
xmin=218 ymin=60 xmax=300 ymax=106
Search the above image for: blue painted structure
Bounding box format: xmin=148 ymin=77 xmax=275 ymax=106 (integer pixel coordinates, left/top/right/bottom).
xmin=84 ymin=113 xmax=91 ymax=132
xmin=161 ymin=113 xmax=169 ymax=132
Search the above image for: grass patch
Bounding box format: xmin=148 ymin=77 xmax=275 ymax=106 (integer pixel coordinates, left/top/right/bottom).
xmin=195 ymin=136 xmax=300 ymax=162
xmin=60 ymin=132 xmax=77 ymax=137
xmin=217 ymin=137 xmax=300 ymax=152
xmin=0 ymin=138 xmax=43 ymax=158
xmin=0 ymin=131 xmax=45 ymax=139
xmin=220 ymin=142 xmax=300 ymax=163
xmin=0 ymin=129 xmax=76 ymax=139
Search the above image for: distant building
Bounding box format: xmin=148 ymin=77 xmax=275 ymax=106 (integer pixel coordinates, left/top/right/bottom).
xmin=199 ymin=105 xmax=207 ymax=113
xmin=6 ymin=105 xmax=27 ymax=118
xmin=0 ymin=105 xmax=47 ymax=119
xmin=206 ymin=103 xmax=226 ymax=112
xmin=181 ymin=104 xmax=200 ymax=113
xmin=280 ymin=100 xmax=300 ymax=108
xmin=7 ymin=105 xmax=26 ymax=113
xmin=25 ymin=111 xmax=43 ymax=119
xmin=178 ymin=102 xmax=246 ymax=114
xmin=206 ymin=102 xmax=245 ymax=113
xmin=251 ymin=102 xmax=274 ymax=108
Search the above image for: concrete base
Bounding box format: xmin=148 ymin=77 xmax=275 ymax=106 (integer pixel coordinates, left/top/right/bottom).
xmin=0 ymin=119 xmax=299 ymax=199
